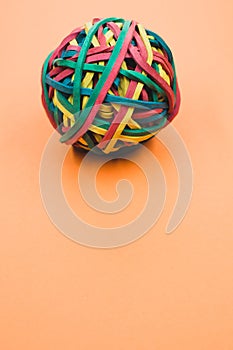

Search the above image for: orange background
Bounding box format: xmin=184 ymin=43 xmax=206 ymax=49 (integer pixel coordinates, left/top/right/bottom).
xmin=1 ymin=1 xmax=233 ymax=349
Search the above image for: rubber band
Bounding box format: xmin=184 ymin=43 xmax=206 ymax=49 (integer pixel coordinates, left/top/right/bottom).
xmin=41 ymin=17 xmax=180 ymax=154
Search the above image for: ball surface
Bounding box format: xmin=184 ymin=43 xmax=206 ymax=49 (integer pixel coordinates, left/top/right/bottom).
xmin=41 ymin=17 xmax=180 ymax=154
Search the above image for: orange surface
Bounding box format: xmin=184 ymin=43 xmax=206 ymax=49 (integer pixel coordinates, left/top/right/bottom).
xmin=1 ymin=1 xmax=233 ymax=349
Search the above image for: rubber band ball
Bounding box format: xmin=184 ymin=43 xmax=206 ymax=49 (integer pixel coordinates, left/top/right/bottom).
xmin=41 ymin=17 xmax=181 ymax=154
